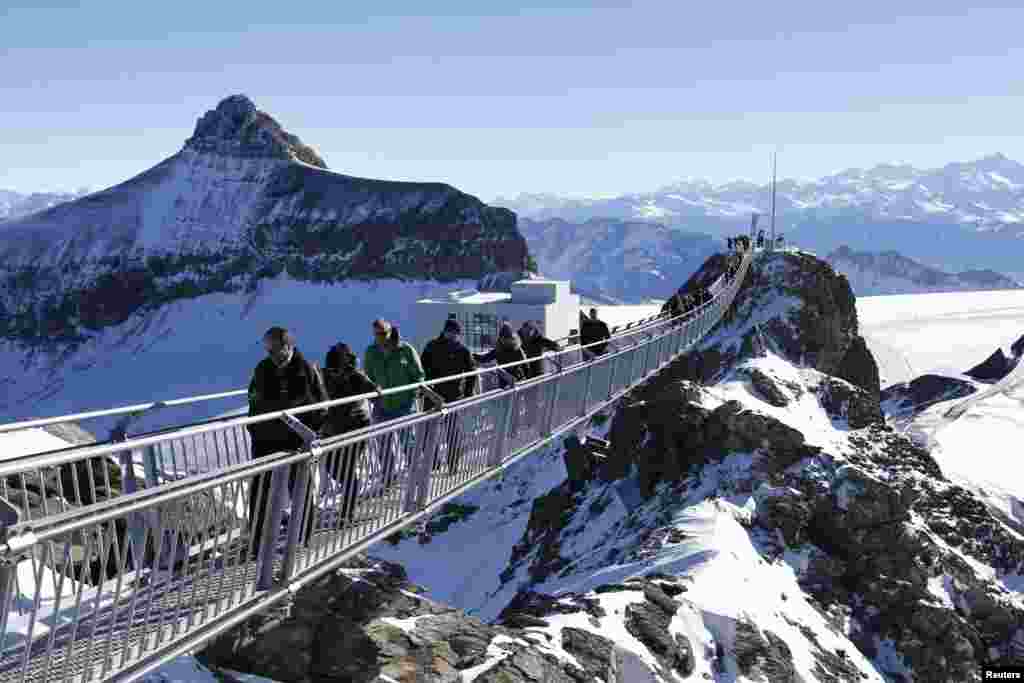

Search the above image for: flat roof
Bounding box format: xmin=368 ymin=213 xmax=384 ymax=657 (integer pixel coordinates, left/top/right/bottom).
xmin=418 ymin=292 xmax=512 ymax=305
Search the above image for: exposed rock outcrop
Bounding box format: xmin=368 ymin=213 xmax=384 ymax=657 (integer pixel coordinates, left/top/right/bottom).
xmin=200 ymin=555 xmax=671 ymax=683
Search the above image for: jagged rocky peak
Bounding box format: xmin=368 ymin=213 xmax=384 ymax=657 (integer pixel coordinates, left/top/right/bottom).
xmin=671 ymin=248 xmax=880 ymax=396
xmin=184 ymin=94 xmax=327 ymax=167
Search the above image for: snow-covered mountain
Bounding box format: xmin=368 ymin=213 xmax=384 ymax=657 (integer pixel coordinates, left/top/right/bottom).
xmin=496 ymin=154 xmax=1024 ymax=274
xmin=0 ymin=188 xmax=88 ymax=222
xmin=316 ymin=249 xmax=1024 ymax=681
xmin=828 ymin=245 xmax=1020 ymax=297
xmin=0 ymin=95 xmax=529 ymax=426
xmin=519 ymin=217 xmax=720 ymax=303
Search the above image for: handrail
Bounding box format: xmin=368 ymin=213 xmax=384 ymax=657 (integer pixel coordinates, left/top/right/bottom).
xmin=0 ymin=313 xmax=677 ymax=438
xmin=0 ymin=284 xmax=717 ymax=442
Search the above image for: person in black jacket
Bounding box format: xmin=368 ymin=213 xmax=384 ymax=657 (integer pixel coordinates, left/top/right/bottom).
xmin=246 ymin=327 xmax=329 ymax=560
xmin=421 ymin=319 xmax=477 ymax=473
xmin=320 ymin=342 xmax=377 ymax=524
xmin=421 ymin=319 xmax=477 ymax=403
xmin=474 ymin=323 xmax=528 ymax=386
xmin=518 ymin=321 xmax=560 ymax=379
xmin=580 ymin=308 xmax=611 ymax=359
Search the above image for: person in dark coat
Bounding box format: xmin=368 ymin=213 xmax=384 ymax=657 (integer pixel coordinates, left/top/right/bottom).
xmin=580 ymin=308 xmax=611 ymax=358
xmin=246 ymin=327 xmax=329 ymax=559
xmin=421 ymin=319 xmax=477 ymax=403
xmin=474 ymin=323 xmax=528 ymax=386
xmin=421 ymin=319 xmax=477 ymax=473
xmin=518 ymin=321 xmax=561 ymax=379
xmin=320 ymin=342 xmax=377 ymax=524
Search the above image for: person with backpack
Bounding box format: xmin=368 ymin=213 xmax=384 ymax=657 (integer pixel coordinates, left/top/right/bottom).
xmin=320 ymin=342 xmax=377 ymax=524
xmin=364 ymin=319 xmax=425 ymax=489
xmin=421 ymin=319 xmax=477 ymax=473
xmin=246 ymin=326 xmax=328 ymax=560
xmin=518 ymin=321 xmax=561 ymax=379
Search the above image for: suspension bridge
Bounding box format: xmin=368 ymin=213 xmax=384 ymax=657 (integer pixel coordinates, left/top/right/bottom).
xmin=0 ymin=247 xmax=753 ymax=683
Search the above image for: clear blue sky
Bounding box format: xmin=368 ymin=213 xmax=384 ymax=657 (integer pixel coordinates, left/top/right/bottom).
xmin=2 ymin=1 xmax=1023 ymax=201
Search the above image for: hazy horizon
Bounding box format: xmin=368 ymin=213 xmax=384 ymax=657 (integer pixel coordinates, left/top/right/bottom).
xmin=3 ymin=2 xmax=1023 ymax=202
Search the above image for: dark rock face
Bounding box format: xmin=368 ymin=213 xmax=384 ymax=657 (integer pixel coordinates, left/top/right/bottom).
xmin=674 ymin=250 xmax=879 ymax=396
xmin=200 ymin=556 xmax=584 ymax=683
xmin=966 ymin=348 xmax=1018 ymax=382
xmin=835 ymin=334 xmax=881 ymax=396
xmin=733 ymin=620 xmax=797 ymax=682
xmin=743 ymin=367 xmax=790 ymax=406
xmin=605 ymin=389 xmax=817 ymax=497
xmin=815 ymin=377 xmax=883 ymax=429
xmin=186 ymin=94 xmax=328 ymax=167
xmin=880 ymin=374 xmax=976 ymax=413
xmin=562 ymin=434 xmax=607 ymax=492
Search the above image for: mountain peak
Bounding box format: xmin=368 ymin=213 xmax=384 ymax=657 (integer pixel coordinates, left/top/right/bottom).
xmin=184 ymin=94 xmax=327 ymax=168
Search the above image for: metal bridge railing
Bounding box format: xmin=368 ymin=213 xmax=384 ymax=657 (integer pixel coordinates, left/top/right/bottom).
xmin=0 ymin=249 xmax=752 ymax=683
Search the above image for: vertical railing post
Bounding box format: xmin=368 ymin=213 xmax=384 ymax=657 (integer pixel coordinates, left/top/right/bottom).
xmin=606 ymin=350 xmax=621 ymax=400
xmin=579 ymin=362 xmax=595 ymax=418
xmin=489 ymin=389 xmax=516 ymax=467
xmin=405 ymin=414 xmax=441 ymax=513
xmin=256 ymin=463 xmax=289 ymax=590
xmin=279 ymin=451 xmax=313 ymax=583
xmin=542 ymin=373 xmax=563 ymax=437
xmin=0 ymin=497 xmax=23 ymax=646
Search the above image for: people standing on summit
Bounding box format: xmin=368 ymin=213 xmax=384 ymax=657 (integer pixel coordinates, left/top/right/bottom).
xmin=246 ymin=326 xmax=328 ymax=559
xmin=421 ymin=319 xmax=477 ymax=473
xmin=364 ymin=319 xmax=425 ymax=488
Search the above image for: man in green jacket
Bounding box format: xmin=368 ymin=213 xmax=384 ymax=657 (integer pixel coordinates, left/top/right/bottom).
xmin=364 ymin=318 xmax=425 ymax=489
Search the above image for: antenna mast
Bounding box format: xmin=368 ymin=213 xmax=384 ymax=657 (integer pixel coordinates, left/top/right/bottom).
xmin=769 ymin=151 xmax=778 ymax=250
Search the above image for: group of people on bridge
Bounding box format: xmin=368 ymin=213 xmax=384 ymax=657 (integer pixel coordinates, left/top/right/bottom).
xmin=243 ymin=310 xmax=612 ymax=555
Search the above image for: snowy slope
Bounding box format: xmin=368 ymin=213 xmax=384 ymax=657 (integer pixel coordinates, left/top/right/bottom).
xmin=0 ymin=189 xmax=87 ymax=222
xmin=0 ymin=277 xmax=476 ymax=434
xmin=858 ymin=288 xmax=1024 ymax=385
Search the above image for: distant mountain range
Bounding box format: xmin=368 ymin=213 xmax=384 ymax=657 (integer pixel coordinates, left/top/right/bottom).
xmin=495 ymin=154 xmax=1024 ymax=275
xmin=0 ymin=188 xmax=89 ymax=221
xmin=827 ymin=245 xmax=1020 ymax=297
xmin=519 ymin=217 xmax=719 ymax=303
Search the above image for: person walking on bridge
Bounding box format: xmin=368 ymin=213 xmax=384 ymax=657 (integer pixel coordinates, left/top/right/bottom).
xmin=246 ymin=326 xmax=327 ymax=560
xmin=364 ymin=320 xmax=425 ymax=490
xmin=421 ymin=319 xmax=477 ymax=473
xmin=320 ymin=342 xmax=377 ymax=525
xmin=518 ymin=321 xmax=560 ymax=379
xmin=580 ymin=308 xmax=611 ymax=359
